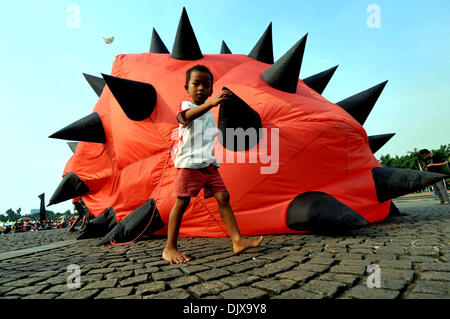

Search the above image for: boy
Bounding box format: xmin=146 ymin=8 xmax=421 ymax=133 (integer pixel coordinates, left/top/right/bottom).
xmin=163 ymin=65 xmax=263 ymax=264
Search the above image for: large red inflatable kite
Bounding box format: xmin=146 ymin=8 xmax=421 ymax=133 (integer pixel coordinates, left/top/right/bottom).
xmin=49 ymin=8 xmax=447 ymax=245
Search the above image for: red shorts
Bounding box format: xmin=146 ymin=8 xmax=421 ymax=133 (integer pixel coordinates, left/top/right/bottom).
xmin=173 ymin=165 xmax=228 ymax=198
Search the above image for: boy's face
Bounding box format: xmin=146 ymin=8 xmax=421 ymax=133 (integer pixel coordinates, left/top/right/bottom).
xmin=186 ymin=70 xmax=213 ymax=105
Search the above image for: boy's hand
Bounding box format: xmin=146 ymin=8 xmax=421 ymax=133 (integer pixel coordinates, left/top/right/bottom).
xmin=210 ymin=89 xmax=232 ymax=107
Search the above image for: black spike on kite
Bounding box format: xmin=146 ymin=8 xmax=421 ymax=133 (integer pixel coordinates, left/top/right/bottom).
xmin=48 ymin=172 xmax=90 ymax=206
xmin=67 ymin=142 xmax=78 ymax=153
xmin=97 ymin=199 xmax=164 ymax=246
xmin=337 ymin=81 xmax=388 ymax=125
xmin=218 ymin=87 xmax=263 ymax=151
xmin=248 ymin=22 xmax=274 ymax=64
xmin=286 ymin=192 xmax=369 ymax=233
xmin=372 ymin=167 xmax=449 ymax=202
xmin=303 ymin=65 xmax=338 ymax=95
xmin=150 ymin=28 xmax=169 ymax=54
xmin=220 ymin=41 xmax=232 ymax=54
xmin=102 ymin=74 xmax=157 ymax=121
xmin=368 ymin=133 xmax=395 ymax=154
xmin=49 ymin=112 xmax=106 ymax=143
xmin=82 ymin=73 xmax=106 ymax=98
xmin=171 ymin=7 xmax=203 ymax=60
xmin=261 ymin=34 xmax=308 ymax=94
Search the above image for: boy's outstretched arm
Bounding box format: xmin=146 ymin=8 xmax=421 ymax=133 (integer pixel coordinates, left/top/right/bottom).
xmin=183 ymin=89 xmax=232 ymax=123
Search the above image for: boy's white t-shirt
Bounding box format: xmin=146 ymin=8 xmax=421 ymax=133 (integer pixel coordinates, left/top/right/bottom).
xmin=173 ymin=101 xmax=220 ymax=169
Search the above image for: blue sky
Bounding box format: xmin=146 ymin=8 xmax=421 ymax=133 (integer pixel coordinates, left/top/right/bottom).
xmin=0 ymin=0 xmax=449 ymax=216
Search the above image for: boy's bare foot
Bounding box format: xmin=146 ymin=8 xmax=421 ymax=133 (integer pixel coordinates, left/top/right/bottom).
xmin=162 ymin=247 xmax=190 ymax=265
xmin=233 ymin=236 xmax=264 ymax=255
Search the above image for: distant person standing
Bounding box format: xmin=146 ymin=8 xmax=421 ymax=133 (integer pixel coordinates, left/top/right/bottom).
xmin=420 ymin=149 xmax=449 ymax=205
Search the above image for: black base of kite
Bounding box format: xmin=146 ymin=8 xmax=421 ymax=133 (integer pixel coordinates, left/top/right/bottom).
xmin=97 ymin=198 xmax=164 ymax=246
xmin=77 ymin=207 xmax=118 ymax=240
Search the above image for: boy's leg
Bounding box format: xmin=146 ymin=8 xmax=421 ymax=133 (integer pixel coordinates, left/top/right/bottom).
xmin=163 ymin=196 xmax=191 ymax=264
xmin=214 ymin=191 xmax=263 ymax=254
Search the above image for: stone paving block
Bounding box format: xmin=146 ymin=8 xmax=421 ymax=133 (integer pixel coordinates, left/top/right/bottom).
xmin=296 ymin=262 xmax=330 ymax=273
xmin=56 ymin=289 xmax=100 ymax=299
xmin=2 ymin=277 xmax=47 ymax=287
xmin=420 ymin=271 xmax=450 ymax=282
xmin=207 ymin=258 xmax=238 ymax=268
xmin=329 ymin=264 xmax=367 ymax=276
xmin=223 ymin=259 xmax=267 ymax=274
xmin=119 ymin=274 xmax=149 ymax=287
xmin=251 ymin=279 xmax=296 ymax=295
xmin=105 ymin=270 xmax=133 ymax=280
xmin=134 ymin=266 xmax=160 ymax=276
xmin=346 ymin=285 xmax=400 ymax=299
xmin=86 ymin=267 xmax=116 ymax=275
xmin=299 ymin=279 xmax=346 ymax=298
xmin=5 ymin=284 xmax=49 ymax=296
xmin=145 ymin=288 xmax=190 ymax=299
xmin=416 ymin=262 xmax=450 ymax=272
xmin=413 ymin=281 xmax=449 ymax=294
xmin=275 ymin=269 xmax=317 ymax=283
xmin=334 ymin=253 xmax=364 ymax=260
xmin=272 ymin=289 xmax=324 ymax=299
xmin=196 ymin=268 xmax=230 ymax=281
xmin=250 ymin=260 xmax=296 ymax=278
xmin=95 ymin=287 xmax=134 ymax=299
xmin=168 ymin=275 xmax=201 ymax=289
xmin=256 ymin=252 xmax=286 ymax=262
xmin=145 ymin=260 xmax=169 ymax=268
xmin=307 ymin=256 xmax=337 ymax=266
xmin=180 ymin=265 xmax=210 ymax=275
xmin=136 ymin=281 xmax=166 ymax=295
xmin=368 ymin=253 xmax=398 ymax=261
xmin=408 ymin=247 xmax=440 ymax=257
xmin=319 ymin=273 xmax=359 ymax=287
xmin=380 ymin=269 xmax=415 ymax=282
xmin=189 ymin=280 xmax=230 ymax=298
xmin=399 ymin=255 xmax=438 ymax=263
xmin=151 ymin=269 xmax=183 ymax=281
xmin=374 ymin=260 xmax=412 ymax=270
xmin=82 ymin=279 xmax=117 ymax=290
xmin=220 ymin=273 xmax=260 ymax=288
xmin=220 ymin=287 xmax=269 ymax=299
xmin=43 ymin=284 xmax=79 ymax=294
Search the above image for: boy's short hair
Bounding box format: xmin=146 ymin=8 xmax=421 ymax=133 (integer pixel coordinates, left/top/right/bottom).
xmin=185 ymin=65 xmax=214 ymax=89
xmin=419 ymin=149 xmax=430 ymax=155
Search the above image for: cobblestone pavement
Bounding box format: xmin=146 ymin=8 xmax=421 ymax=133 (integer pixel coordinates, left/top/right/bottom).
xmin=0 ymin=198 xmax=449 ymax=300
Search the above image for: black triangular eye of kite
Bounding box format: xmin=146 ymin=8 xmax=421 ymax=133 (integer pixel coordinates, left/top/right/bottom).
xmin=261 ymin=34 xmax=308 ymax=93
xmin=372 ymin=167 xmax=449 ymax=202
xmin=48 ymin=172 xmax=90 ymax=206
xmin=97 ymin=198 xmax=164 ymax=246
xmin=49 ymin=112 xmax=106 ymax=143
xmin=83 ymin=73 xmax=106 ymax=97
xmin=218 ymin=87 xmax=263 ymax=151
xmin=302 ymin=65 xmax=338 ymax=95
xmin=336 ymin=81 xmax=388 ymax=125
xmin=368 ymin=133 xmax=395 ymax=154
xmin=102 ymin=74 xmax=157 ymax=121
xmin=248 ymin=22 xmax=274 ymax=64
xmin=171 ymin=7 xmax=203 ymax=60
xmin=150 ymin=28 xmax=169 ymax=54
xmin=286 ymin=191 xmax=369 ymax=233
xmin=220 ymin=41 xmax=232 ymax=54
